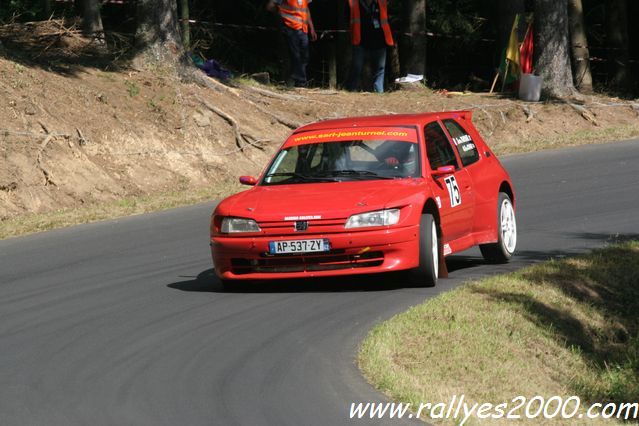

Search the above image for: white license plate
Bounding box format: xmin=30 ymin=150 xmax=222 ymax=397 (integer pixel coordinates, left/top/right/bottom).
xmin=269 ymin=239 xmax=329 ymax=254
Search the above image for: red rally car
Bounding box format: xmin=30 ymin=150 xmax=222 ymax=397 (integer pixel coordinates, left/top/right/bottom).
xmin=210 ymin=111 xmax=517 ymax=288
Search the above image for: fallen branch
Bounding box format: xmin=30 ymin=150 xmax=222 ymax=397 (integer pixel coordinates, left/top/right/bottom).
xmin=186 ymin=68 xmax=301 ymax=130
xmin=567 ymin=101 xmax=599 ymax=126
xmin=195 ymin=95 xmax=262 ymax=164
xmin=308 ymin=90 xmax=340 ymax=95
xmin=36 ymin=134 xmax=56 ymax=187
xmin=37 ymin=21 xmax=81 ymax=56
xmin=243 ymin=85 xmax=304 ymax=101
xmin=197 ymin=98 xmax=243 ymax=150
xmin=246 ymin=98 xmax=301 ymax=129
xmin=241 ymin=133 xmax=269 ymax=151
xmin=199 ymin=76 xmax=241 ymax=96
xmin=477 ymin=107 xmax=496 ymax=138
xmin=462 ymin=102 xmax=516 ymax=110
xmin=234 ymin=90 xmax=303 ymax=130
xmin=76 ymin=128 xmax=87 ymax=146
xmin=522 ymin=105 xmax=535 ymax=123
xmin=0 ymin=129 xmax=70 ymax=138
xmin=38 ymin=120 xmax=50 ymax=134
xmin=181 ymin=66 xmax=241 ymax=96
xmin=105 ymin=145 xmax=248 ymax=157
xmin=267 ymin=114 xmax=301 ymax=130
xmin=36 ymin=135 xmax=53 ymax=163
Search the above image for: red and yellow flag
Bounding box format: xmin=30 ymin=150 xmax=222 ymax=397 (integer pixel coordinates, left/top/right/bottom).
xmin=505 ymin=14 xmax=520 ymax=76
xmin=520 ymin=22 xmax=534 ymax=74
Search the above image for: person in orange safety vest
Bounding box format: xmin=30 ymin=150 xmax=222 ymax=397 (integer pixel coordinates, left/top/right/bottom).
xmin=267 ymin=0 xmax=317 ymax=87
xmin=345 ymin=0 xmax=394 ymax=93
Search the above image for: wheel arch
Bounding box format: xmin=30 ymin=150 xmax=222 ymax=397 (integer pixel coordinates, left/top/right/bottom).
xmin=421 ymin=199 xmax=441 ymax=236
xmin=499 ymin=181 xmax=515 ymax=208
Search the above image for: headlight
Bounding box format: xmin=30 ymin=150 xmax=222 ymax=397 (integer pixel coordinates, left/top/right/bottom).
xmin=345 ymin=209 xmax=400 ymax=229
xmin=221 ymin=217 xmax=261 ymax=233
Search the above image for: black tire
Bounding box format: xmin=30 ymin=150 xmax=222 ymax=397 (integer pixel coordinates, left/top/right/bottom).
xmin=480 ymin=192 xmax=517 ymax=263
xmin=220 ymin=279 xmax=232 ymax=292
xmin=220 ymin=279 xmax=247 ymax=292
xmin=222 ymin=279 xmax=255 ymax=292
xmin=409 ymin=214 xmax=439 ymax=287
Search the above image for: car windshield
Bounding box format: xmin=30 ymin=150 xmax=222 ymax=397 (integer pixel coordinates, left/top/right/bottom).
xmin=262 ymin=140 xmax=421 ymax=185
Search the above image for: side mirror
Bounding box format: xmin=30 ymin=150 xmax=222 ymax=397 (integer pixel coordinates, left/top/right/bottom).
xmin=239 ymin=176 xmax=257 ymax=186
xmin=431 ymin=166 xmax=456 ymax=177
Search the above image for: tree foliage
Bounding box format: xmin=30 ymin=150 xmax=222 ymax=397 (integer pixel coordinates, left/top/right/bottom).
xmin=0 ymin=0 xmax=45 ymax=21
xmin=426 ymin=0 xmax=486 ymax=40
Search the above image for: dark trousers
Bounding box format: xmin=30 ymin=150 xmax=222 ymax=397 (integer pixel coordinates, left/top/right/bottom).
xmin=283 ymin=26 xmax=309 ymax=87
xmin=346 ymin=46 xmax=387 ymax=93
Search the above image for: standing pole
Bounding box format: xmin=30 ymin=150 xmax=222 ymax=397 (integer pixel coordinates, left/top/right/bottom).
xmin=500 ymin=59 xmax=510 ymax=92
xmin=180 ymin=0 xmax=190 ymax=50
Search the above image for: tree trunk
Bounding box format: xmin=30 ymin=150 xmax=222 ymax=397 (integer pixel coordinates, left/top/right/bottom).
xmin=42 ymin=0 xmax=52 ymax=19
xmin=328 ymin=39 xmax=337 ymax=89
xmin=629 ymin=1 xmax=639 ymax=93
xmin=606 ymin=0 xmax=630 ymax=90
xmin=568 ymin=0 xmax=592 ymax=92
xmin=81 ymin=0 xmax=105 ymax=44
xmin=180 ymin=0 xmax=190 ymax=50
xmin=401 ymin=0 xmax=426 ymax=76
xmin=135 ymin=0 xmax=183 ymax=64
xmin=388 ymin=44 xmax=401 ymax=88
xmin=534 ymin=0 xmax=575 ymax=98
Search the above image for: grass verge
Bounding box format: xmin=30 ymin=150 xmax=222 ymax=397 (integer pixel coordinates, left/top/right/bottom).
xmin=0 ymin=182 xmax=241 ymax=240
xmin=359 ymin=242 xmax=639 ymax=425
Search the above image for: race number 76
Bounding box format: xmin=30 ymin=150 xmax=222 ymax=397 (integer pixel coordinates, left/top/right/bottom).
xmin=444 ymin=176 xmax=461 ymax=207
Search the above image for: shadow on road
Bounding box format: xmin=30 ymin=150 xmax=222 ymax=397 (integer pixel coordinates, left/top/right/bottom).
xmin=168 ymin=232 xmax=639 ymax=294
xmin=167 ymin=253 xmax=492 ymax=294
xmin=513 ymin=232 xmax=639 ymax=262
xmin=168 ymin=268 xmax=410 ymax=293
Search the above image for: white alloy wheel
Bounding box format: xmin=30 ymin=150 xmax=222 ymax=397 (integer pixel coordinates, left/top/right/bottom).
xmin=480 ymin=192 xmax=517 ymax=263
xmin=409 ymin=214 xmax=438 ymax=287
xmin=431 ymin=220 xmax=439 ymax=280
xmin=500 ymin=198 xmax=517 ymax=254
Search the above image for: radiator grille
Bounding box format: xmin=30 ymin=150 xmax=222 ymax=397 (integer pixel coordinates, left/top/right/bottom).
xmin=231 ymin=251 xmax=384 ymax=274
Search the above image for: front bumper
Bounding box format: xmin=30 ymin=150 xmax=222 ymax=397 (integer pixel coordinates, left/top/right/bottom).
xmin=211 ymin=225 xmax=420 ymax=280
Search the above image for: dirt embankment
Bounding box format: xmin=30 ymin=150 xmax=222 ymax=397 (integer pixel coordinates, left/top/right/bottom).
xmin=1 ymin=23 xmax=638 ymax=220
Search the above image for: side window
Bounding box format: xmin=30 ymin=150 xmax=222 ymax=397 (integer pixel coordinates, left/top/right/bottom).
xmin=424 ymin=122 xmax=459 ymax=170
xmin=443 ymin=119 xmax=480 ymax=167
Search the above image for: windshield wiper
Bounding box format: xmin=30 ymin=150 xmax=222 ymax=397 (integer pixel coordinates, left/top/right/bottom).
xmin=264 ymin=172 xmax=338 ymax=182
xmin=320 ymin=170 xmax=397 ymax=180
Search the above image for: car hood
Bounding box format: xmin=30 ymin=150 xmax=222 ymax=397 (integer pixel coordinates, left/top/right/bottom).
xmin=218 ymin=179 xmax=427 ymax=221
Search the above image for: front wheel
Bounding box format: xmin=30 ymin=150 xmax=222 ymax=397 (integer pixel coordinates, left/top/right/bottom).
xmin=220 ymin=278 xmax=249 ymax=292
xmin=220 ymin=278 xmax=232 ymax=292
xmin=409 ymin=214 xmax=438 ymax=287
xmin=480 ymin=192 xmax=517 ymax=263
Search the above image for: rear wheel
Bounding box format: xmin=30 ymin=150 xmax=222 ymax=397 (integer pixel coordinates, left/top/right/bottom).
xmin=409 ymin=214 xmax=438 ymax=287
xmin=480 ymin=192 xmax=517 ymax=263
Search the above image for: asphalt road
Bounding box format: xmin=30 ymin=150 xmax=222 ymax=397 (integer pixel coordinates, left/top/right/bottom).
xmin=1 ymin=140 xmax=638 ymax=426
